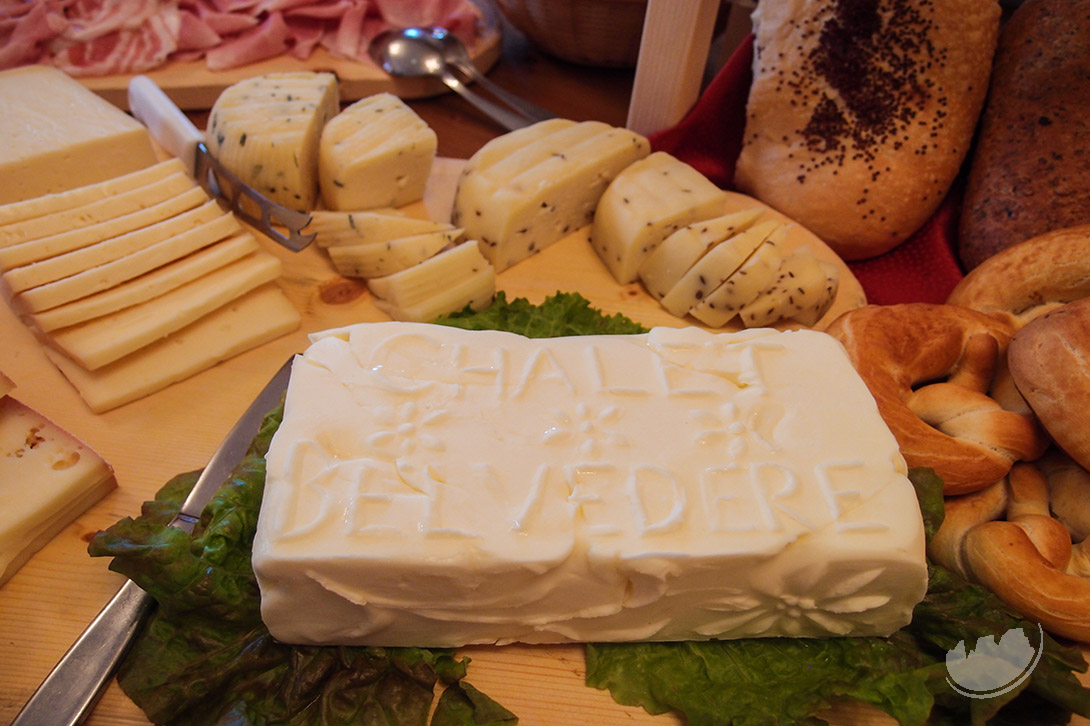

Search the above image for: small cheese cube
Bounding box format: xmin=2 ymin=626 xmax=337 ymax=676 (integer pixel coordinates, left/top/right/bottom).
xmin=0 ymin=394 xmax=115 ymax=586
xmin=328 ymin=229 xmax=462 ymax=279
xmin=206 ymin=72 xmax=339 ymax=211
xmin=451 ymin=119 xmax=650 ymax=272
xmin=591 ymin=152 xmax=728 ymax=284
xmin=319 ymin=93 xmax=437 ymax=211
xmin=0 ymin=65 xmax=157 ymax=205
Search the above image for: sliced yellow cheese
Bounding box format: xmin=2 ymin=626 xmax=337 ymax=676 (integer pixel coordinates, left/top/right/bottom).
xmin=319 ymin=93 xmax=437 ymax=210
xmin=306 ymin=210 xmax=454 ymax=248
xmin=451 ymin=119 xmax=650 ymax=272
xmin=329 ymin=229 xmax=462 ymax=279
xmin=206 ymin=72 xmax=339 ymax=211
xmin=367 ymin=240 xmax=491 ymax=308
xmin=0 ymin=395 xmax=115 ymax=586
xmin=49 ymin=252 xmax=283 ymax=370
xmin=0 ymin=186 xmax=209 ymax=273
xmin=0 ymin=65 xmax=157 ymax=205
xmin=31 ymin=234 xmax=260 ymax=333
xmin=638 ymin=208 xmax=763 ymax=300
xmin=373 ymin=265 xmax=495 ymax=323
xmin=0 ymin=159 xmax=185 ymax=228
xmin=45 ymin=284 xmax=301 ymax=413
xmin=0 ymin=170 xmax=196 ymax=249
xmin=590 ymin=151 xmax=727 ymax=285
xmin=13 ymin=213 xmax=243 ymax=314
xmin=659 ymin=220 xmax=781 ymax=317
xmin=739 ymin=252 xmax=840 ymax=329
xmin=3 ymin=199 xmax=224 ymax=294
xmin=688 ymin=228 xmax=786 ymax=327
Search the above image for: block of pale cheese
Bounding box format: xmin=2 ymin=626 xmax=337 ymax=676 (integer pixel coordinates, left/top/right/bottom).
xmin=253 ymin=323 xmax=928 ymax=647
xmin=0 ymin=393 xmax=115 ymax=586
xmin=450 ymin=119 xmax=650 ymax=272
xmin=0 ymin=65 xmax=158 ymax=205
xmin=319 ymin=93 xmax=437 ymax=210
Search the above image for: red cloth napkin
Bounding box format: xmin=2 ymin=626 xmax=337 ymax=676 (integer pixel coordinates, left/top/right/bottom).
xmin=648 ymin=35 xmax=966 ymax=305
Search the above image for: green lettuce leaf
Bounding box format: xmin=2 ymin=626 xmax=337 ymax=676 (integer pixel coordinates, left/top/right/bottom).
xmin=437 ymin=291 xmax=648 ymax=338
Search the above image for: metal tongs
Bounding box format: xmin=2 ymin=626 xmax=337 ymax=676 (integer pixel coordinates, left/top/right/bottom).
xmin=128 ymin=76 xmax=315 ymax=251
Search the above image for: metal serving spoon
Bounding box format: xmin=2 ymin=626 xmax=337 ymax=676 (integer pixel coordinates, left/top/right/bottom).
xmin=369 ymin=26 xmax=554 ymax=131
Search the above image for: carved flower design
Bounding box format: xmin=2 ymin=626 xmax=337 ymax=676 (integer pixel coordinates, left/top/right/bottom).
xmin=367 ymin=401 xmax=446 ymax=459
xmin=689 ymin=399 xmax=782 ymax=456
xmin=541 ymin=401 xmax=629 ymax=457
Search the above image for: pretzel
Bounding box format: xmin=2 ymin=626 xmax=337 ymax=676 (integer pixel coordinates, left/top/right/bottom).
xmin=947 ymin=224 xmax=1090 ymax=330
xmin=826 ymin=304 xmax=1048 ymax=494
xmin=1038 ymin=449 xmax=1090 ymax=542
xmin=964 ymin=463 xmax=1090 ymax=642
xmin=927 ymin=480 xmax=1007 ymax=579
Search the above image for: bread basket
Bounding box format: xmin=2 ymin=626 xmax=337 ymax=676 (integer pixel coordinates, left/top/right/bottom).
xmin=493 ymin=0 xmax=649 ymax=67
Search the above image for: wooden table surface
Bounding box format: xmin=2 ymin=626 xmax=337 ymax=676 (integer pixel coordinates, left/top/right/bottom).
xmin=1 ymin=12 xmax=1088 ymax=726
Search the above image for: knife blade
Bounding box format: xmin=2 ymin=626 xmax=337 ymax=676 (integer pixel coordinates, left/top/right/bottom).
xmin=127 ymin=76 xmax=315 ymax=252
xmin=11 ymin=357 xmax=295 ymax=726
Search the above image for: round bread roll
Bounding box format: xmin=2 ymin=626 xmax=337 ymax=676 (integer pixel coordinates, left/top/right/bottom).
xmin=734 ymin=0 xmax=999 ymax=260
xmin=826 ymin=303 xmax=1047 ymax=494
xmin=946 ymin=224 xmax=1090 ymax=330
xmin=1008 ymin=297 xmax=1090 ymax=470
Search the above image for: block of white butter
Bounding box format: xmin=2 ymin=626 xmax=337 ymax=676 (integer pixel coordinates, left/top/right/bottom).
xmin=319 ymin=93 xmax=437 ymax=211
xmin=0 ymin=394 xmax=115 ymax=586
xmin=253 ymin=323 xmax=928 ymax=647
xmin=0 ymin=65 xmax=158 ymax=205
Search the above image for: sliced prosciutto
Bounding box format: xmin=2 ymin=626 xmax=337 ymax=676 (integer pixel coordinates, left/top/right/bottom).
xmin=204 ymin=8 xmax=289 ymax=69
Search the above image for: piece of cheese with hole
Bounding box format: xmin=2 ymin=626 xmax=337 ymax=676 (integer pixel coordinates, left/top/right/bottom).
xmin=0 ymin=170 xmax=196 ymax=249
xmin=639 ymin=208 xmax=764 ymax=300
xmin=0 ymin=159 xmax=185 ymax=228
xmin=0 ymin=395 xmax=115 ymax=586
xmin=0 ymin=65 xmax=157 ymax=205
xmin=329 ymin=229 xmax=462 ymax=279
xmin=659 ymin=220 xmax=781 ymax=317
xmin=45 ymin=284 xmax=300 ymax=413
xmin=13 ymin=213 xmax=242 ymax=314
xmin=49 ymin=252 xmax=283 ymax=370
xmin=0 ymin=186 xmax=210 ymax=273
xmin=307 ymin=210 xmax=454 ymax=248
xmin=451 ymin=119 xmax=650 ymax=272
xmin=689 ymin=227 xmax=787 ymax=328
xmin=590 ymin=152 xmax=728 ymax=285
xmin=367 ymin=240 xmax=492 ymax=308
xmin=739 ymin=252 xmax=837 ymax=329
xmin=31 ymin=234 xmax=260 ymax=332
xmin=319 ymin=93 xmax=437 ymax=210
xmin=373 ymin=265 xmax=496 ymax=323
xmin=252 ymin=322 xmax=928 ymax=646
xmin=3 ymin=198 xmax=224 ymax=295
xmin=206 ymin=72 xmax=339 ymax=211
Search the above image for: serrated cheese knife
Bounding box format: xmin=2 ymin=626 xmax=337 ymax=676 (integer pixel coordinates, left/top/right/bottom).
xmin=11 ymin=357 xmax=295 ymax=726
xmin=127 ymin=76 xmax=315 ymax=252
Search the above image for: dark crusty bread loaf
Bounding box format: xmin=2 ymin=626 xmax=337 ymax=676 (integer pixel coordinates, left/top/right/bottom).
xmin=1008 ymin=296 xmax=1090 ymax=471
xmin=734 ymin=0 xmax=999 ymax=261
xmin=957 ymin=0 xmax=1090 ymax=271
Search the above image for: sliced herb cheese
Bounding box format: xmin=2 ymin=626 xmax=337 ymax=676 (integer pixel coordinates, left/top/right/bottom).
xmin=307 ymin=210 xmax=455 ymax=248
xmin=689 ymin=226 xmax=786 ymax=327
xmin=329 ymin=229 xmax=462 ymax=279
xmin=368 ymin=240 xmax=492 ymax=308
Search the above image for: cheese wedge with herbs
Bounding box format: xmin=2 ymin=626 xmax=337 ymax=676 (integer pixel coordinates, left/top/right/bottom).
xmin=451 ymin=119 xmax=650 ymax=272
xmin=206 ymin=72 xmax=339 ymax=211
xmin=319 ymin=93 xmax=437 ymax=211
xmin=591 ymin=152 xmax=727 ymax=285
xmin=739 ymin=252 xmax=840 ymax=329
xmin=307 ymin=210 xmax=456 ymax=248
xmin=367 ymin=240 xmax=492 ymax=309
xmin=0 ymin=393 xmax=115 ymax=586
xmin=328 ymin=229 xmax=462 ymax=279
xmin=689 ymin=226 xmax=786 ymax=327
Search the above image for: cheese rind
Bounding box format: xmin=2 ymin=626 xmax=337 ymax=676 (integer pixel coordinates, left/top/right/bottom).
xmin=0 ymin=65 xmax=157 ymax=205
xmin=319 ymin=93 xmax=437 ymax=210
xmin=253 ymin=323 xmax=928 ymax=647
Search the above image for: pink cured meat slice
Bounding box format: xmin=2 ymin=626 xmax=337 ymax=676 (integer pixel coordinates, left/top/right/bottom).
xmin=51 ymin=3 xmax=180 ymax=76
xmin=0 ymin=1 xmax=67 ymax=69
xmin=204 ymin=9 xmax=291 ymax=70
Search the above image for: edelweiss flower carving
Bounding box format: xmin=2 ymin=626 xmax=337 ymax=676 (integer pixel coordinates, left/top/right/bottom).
xmin=367 ymin=401 xmax=446 ymax=459
xmin=541 ymin=401 xmax=629 ymax=456
xmin=689 ymin=400 xmax=782 ymax=456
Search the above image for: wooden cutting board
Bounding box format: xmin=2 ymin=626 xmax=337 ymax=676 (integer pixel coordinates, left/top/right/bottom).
xmin=0 ymin=159 xmax=1085 ymax=726
xmin=79 ymin=26 xmax=502 ymax=111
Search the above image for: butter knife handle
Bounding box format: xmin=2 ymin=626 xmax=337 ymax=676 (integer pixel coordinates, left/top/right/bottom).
xmin=128 ymin=75 xmax=203 ymax=177
xmin=12 ymin=579 xmax=153 ymax=726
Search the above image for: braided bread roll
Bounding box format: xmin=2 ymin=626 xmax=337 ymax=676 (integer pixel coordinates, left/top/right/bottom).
xmin=827 ymin=304 xmax=1047 ymax=493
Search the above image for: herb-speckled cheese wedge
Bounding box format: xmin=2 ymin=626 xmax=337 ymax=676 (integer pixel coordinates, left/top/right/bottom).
xmin=451 ymin=119 xmax=649 ymax=272
xmin=739 ymin=252 xmax=840 ymax=329
xmin=307 ymin=210 xmax=455 ymax=248
xmin=367 ymin=240 xmax=492 ymax=308
xmin=373 ymin=266 xmax=495 ymax=323
xmin=638 ymin=208 xmax=763 ymax=300
xmin=329 ymin=229 xmax=462 ymax=279
xmin=206 ymin=72 xmax=339 ymax=211
xmin=319 ymin=93 xmax=437 ymax=211
xmin=688 ymin=226 xmax=786 ymax=327
xmin=591 ymin=151 xmax=727 ymax=285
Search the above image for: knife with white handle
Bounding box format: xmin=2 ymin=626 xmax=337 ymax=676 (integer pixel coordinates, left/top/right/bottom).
xmin=127 ymin=76 xmax=315 ymax=252
xmin=11 ymin=357 xmax=295 ymax=726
